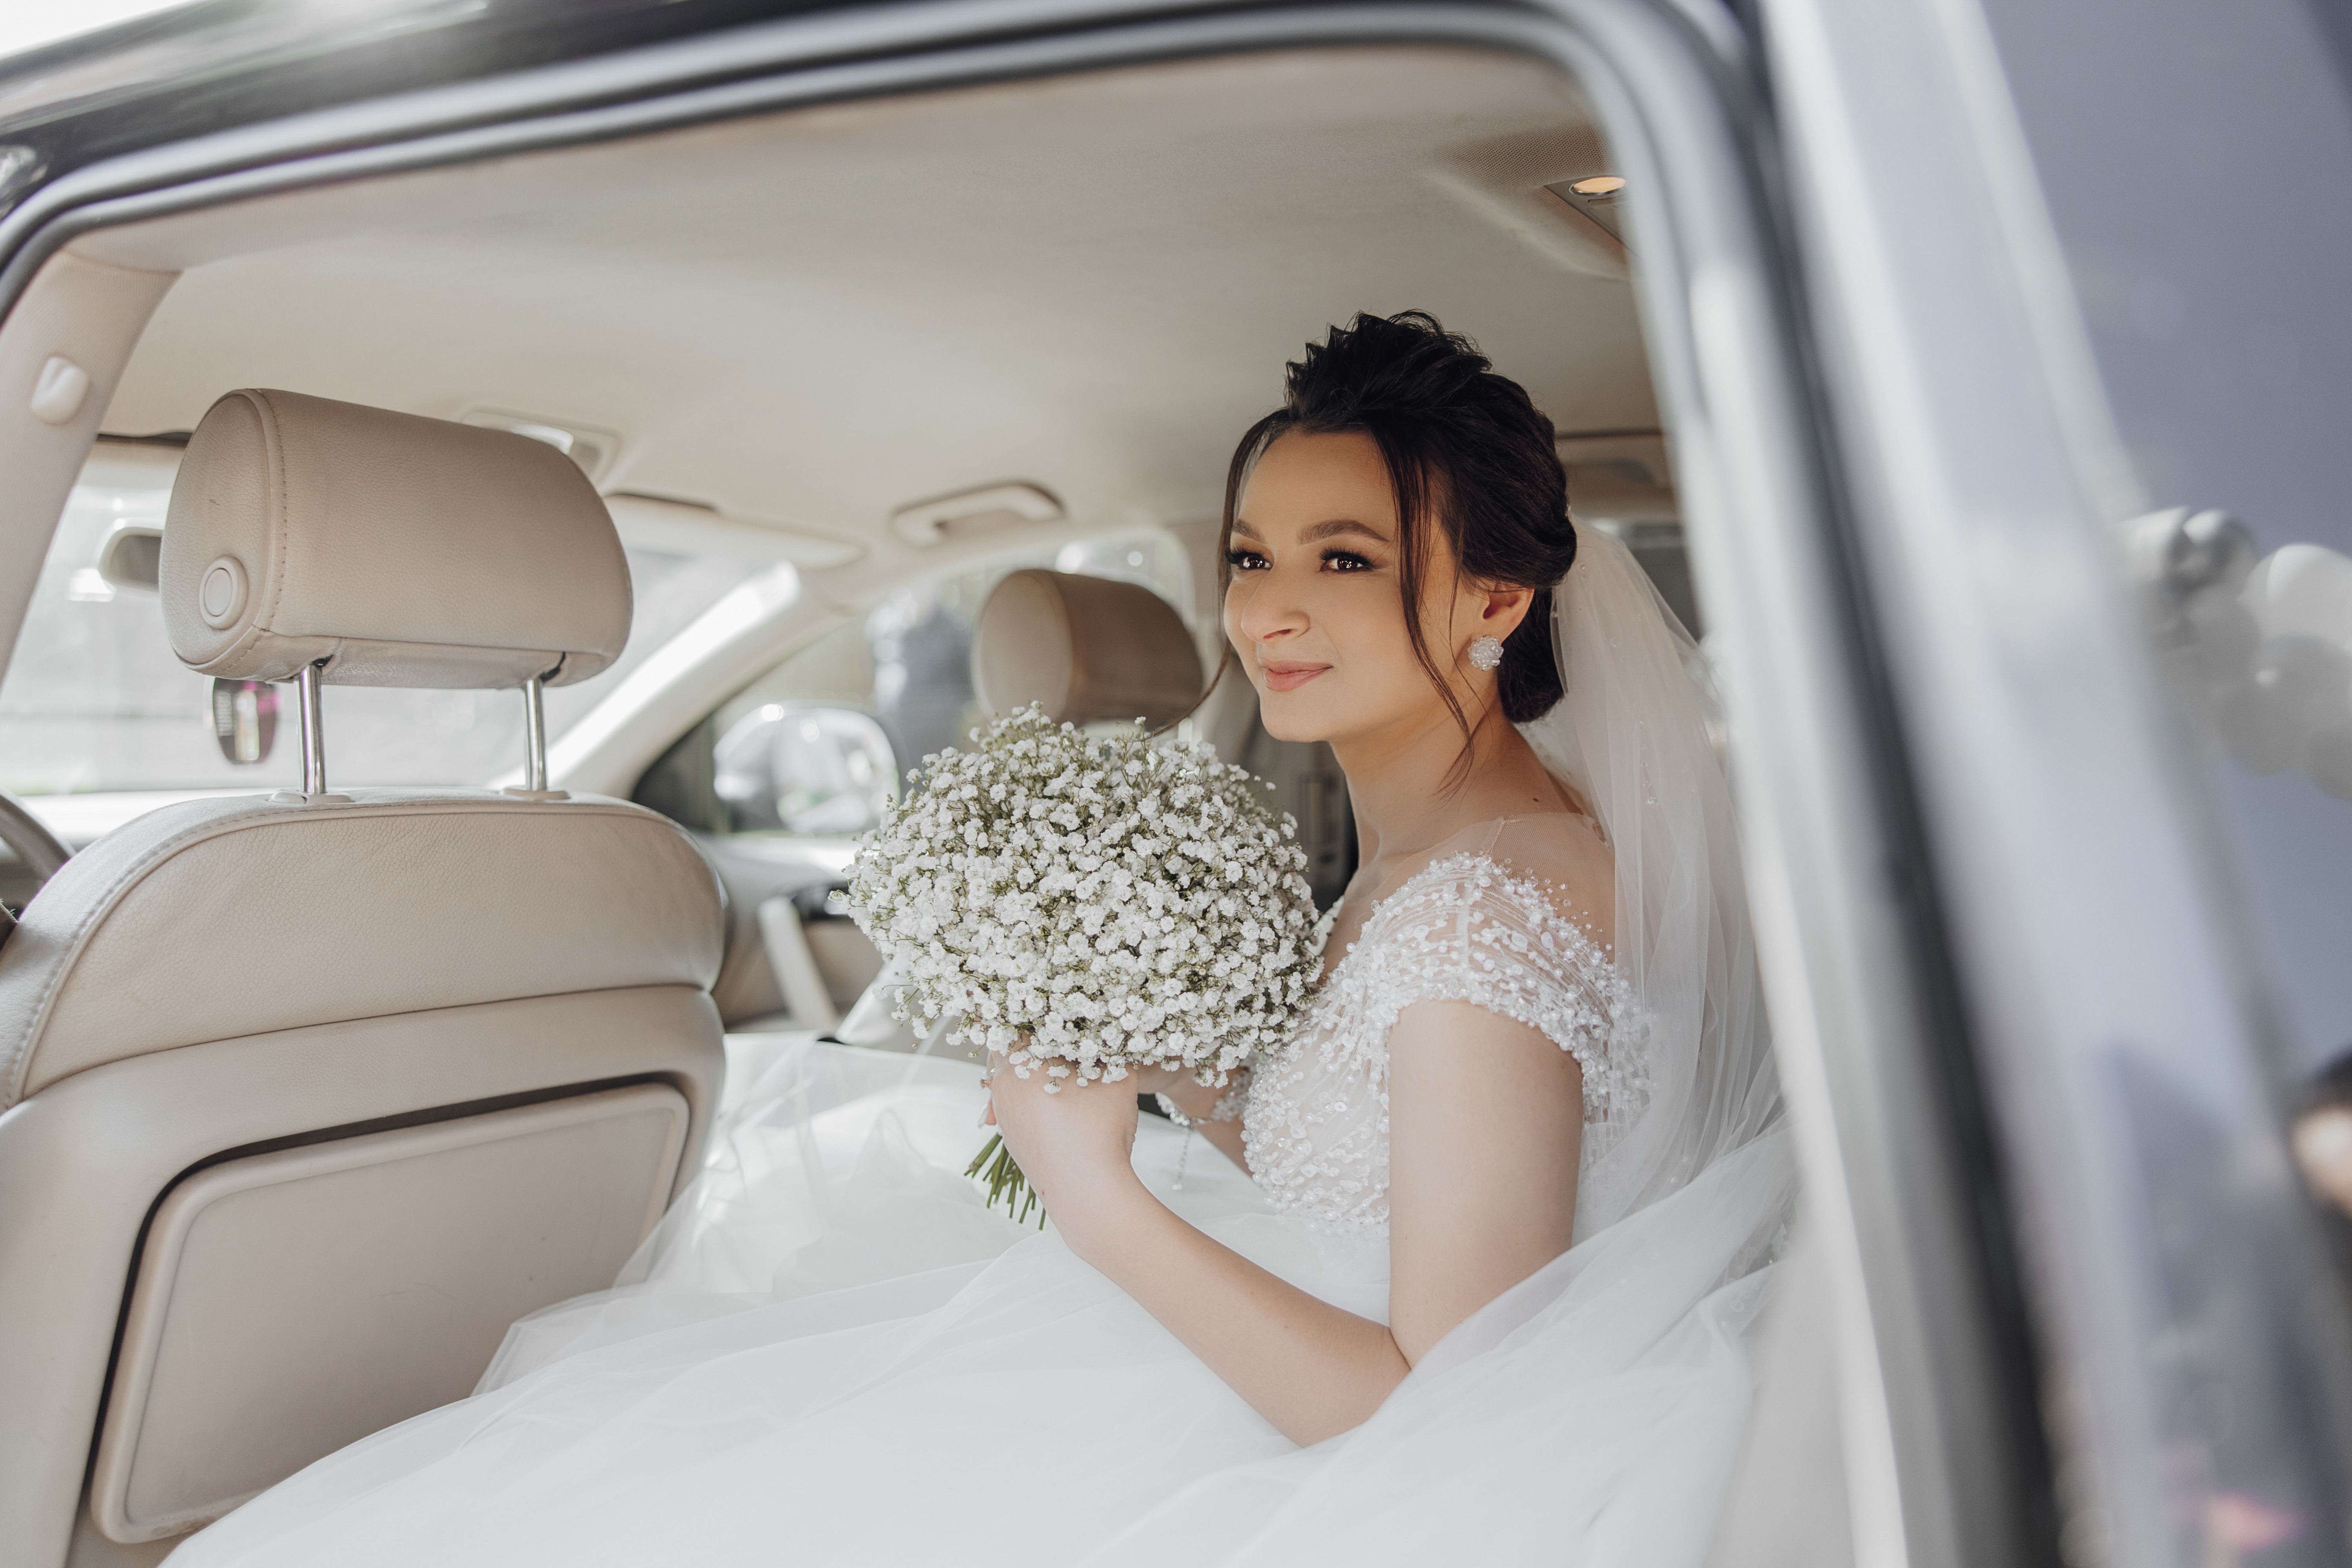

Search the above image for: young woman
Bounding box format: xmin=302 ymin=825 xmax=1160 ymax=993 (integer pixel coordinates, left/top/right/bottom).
xmin=170 ymin=313 xmax=1789 ymax=1567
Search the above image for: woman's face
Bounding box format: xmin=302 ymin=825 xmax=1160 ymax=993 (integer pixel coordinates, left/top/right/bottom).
xmin=1223 ymin=430 xmax=1519 ymax=748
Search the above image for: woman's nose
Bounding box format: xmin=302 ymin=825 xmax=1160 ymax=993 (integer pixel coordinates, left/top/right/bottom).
xmin=1230 ymin=570 xmax=1309 ymax=646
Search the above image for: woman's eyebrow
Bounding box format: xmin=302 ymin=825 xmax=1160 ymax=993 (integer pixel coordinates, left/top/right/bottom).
xmin=1299 ymin=518 xmax=1392 ymax=545
xmin=1228 ymin=517 xmax=1392 ymax=546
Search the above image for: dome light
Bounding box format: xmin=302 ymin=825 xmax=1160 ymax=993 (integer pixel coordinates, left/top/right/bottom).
xmin=1569 ymin=175 xmax=1626 ymax=196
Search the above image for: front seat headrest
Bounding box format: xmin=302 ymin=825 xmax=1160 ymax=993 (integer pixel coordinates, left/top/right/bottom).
xmin=159 ymin=389 xmax=632 ymax=688
xmin=973 ymin=568 xmax=1203 ymax=728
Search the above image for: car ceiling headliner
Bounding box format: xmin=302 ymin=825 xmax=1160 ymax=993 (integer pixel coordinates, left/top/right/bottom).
xmin=77 ymin=45 xmax=1652 ymax=564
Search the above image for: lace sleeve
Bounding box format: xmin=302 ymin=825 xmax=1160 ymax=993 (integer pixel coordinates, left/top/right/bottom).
xmin=1243 ymin=844 xmax=1654 ymax=1230
xmin=1353 ymin=853 xmax=1649 ymax=1124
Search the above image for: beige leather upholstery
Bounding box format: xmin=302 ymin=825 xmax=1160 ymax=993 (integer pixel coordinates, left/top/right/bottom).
xmin=0 ymin=791 xmax=720 ymax=1105
xmin=1 ymin=392 xmax=718 ymax=1568
xmin=92 ymin=1083 xmax=690 ymax=1541
xmin=160 ymin=389 xmax=631 ymax=687
xmin=972 ymin=569 xmax=1203 ymax=726
xmin=0 ymin=792 xmax=726 ymax=1566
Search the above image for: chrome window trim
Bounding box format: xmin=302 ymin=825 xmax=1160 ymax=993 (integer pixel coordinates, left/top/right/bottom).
xmin=0 ymin=4 xmax=2059 ymax=1564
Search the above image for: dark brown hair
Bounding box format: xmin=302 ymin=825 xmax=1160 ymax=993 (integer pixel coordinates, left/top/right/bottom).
xmin=1204 ymin=311 xmax=1579 ymax=744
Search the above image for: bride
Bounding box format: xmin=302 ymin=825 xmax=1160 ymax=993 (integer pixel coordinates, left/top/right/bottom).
xmin=168 ymin=312 xmax=1789 ymax=1566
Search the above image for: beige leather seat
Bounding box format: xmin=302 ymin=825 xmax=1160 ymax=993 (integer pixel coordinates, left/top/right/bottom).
xmin=971 ymin=568 xmax=1204 ymax=725
xmin=0 ymin=390 xmax=728 ymax=1568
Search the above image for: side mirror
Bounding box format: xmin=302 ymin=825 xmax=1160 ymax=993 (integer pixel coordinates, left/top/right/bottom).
xmin=96 ymin=524 xmax=163 ymax=594
xmin=211 ymin=679 xmax=278 ymax=764
xmin=713 ymin=702 xmax=897 ymax=835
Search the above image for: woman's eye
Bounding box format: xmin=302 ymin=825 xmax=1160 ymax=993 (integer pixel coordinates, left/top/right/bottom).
xmin=1321 ymin=550 xmax=1376 ymax=573
xmin=1224 ymin=549 xmax=1269 ymax=572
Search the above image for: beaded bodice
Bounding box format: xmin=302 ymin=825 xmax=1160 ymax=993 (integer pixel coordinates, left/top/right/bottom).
xmin=1241 ymin=829 xmax=1646 ymax=1233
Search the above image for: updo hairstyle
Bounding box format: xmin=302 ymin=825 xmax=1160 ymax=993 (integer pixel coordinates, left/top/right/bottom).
xmin=1216 ymin=310 xmax=1579 ymax=733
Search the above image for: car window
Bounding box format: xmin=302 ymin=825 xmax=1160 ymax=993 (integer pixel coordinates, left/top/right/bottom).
xmin=1976 ymin=6 xmax=2352 ymax=1554
xmin=1981 ymin=0 xmax=2352 ymax=1084
xmin=648 ymin=532 xmax=1193 ymax=843
xmin=0 ymin=459 xmax=765 ymax=798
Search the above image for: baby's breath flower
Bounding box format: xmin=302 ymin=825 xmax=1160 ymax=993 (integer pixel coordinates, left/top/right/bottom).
xmin=847 ymin=705 xmax=1317 ymax=1089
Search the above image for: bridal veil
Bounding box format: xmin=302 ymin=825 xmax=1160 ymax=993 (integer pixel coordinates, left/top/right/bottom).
xmin=1534 ymin=526 xmax=1782 ymax=1235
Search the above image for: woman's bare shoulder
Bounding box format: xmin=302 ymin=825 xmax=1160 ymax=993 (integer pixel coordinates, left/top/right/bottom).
xmin=1418 ymin=811 xmax=1615 ymax=945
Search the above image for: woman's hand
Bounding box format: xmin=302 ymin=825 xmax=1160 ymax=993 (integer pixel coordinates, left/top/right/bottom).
xmin=984 ymin=1052 xmax=1148 ymax=1232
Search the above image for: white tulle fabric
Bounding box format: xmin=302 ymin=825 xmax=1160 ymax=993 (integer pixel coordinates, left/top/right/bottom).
xmin=1532 ymin=530 xmax=1781 ymax=1236
xmin=166 ymin=529 xmax=1790 ymax=1568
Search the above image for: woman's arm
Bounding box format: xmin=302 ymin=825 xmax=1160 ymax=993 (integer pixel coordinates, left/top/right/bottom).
xmin=987 ymin=999 xmax=1583 ymax=1445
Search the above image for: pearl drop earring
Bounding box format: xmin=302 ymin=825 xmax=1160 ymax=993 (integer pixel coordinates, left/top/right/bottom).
xmin=1469 ymin=635 xmax=1504 ymax=671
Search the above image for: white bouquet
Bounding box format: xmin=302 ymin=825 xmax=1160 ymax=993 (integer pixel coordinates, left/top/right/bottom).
xmin=848 ymin=704 xmax=1319 ymax=1221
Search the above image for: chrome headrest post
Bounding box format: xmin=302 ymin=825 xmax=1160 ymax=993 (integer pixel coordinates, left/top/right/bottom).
xmin=298 ymin=661 xmax=328 ymax=797
xmin=270 ymin=659 xmax=350 ymax=806
xmin=522 ymin=675 xmax=548 ymax=794
xmin=499 ymin=674 xmax=568 ymax=801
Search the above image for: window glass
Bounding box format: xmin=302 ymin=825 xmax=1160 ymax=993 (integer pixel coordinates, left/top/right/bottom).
xmin=1980 ymin=0 xmax=2352 ymax=1082
xmin=692 ymin=532 xmax=1192 ymax=842
xmin=0 ymin=462 xmax=763 ymax=799
xmin=1978 ymin=5 xmax=2352 ymax=1556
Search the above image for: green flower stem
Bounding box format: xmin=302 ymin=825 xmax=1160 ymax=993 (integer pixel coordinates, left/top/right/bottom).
xmin=965 ymin=1132 xmax=1045 ymax=1228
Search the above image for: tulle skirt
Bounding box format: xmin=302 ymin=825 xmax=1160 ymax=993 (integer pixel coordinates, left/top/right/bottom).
xmin=165 ymin=1038 xmax=1794 ymax=1568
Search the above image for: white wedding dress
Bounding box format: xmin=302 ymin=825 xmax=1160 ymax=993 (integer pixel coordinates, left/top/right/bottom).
xmin=167 ymin=533 xmax=1792 ymax=1567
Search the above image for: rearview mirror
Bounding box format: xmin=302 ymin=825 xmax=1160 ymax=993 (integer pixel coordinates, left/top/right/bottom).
xmin=97 ymin=523 xmax=163 ymax=594
xmin=713 ymin=702 xmax=897 ymax=835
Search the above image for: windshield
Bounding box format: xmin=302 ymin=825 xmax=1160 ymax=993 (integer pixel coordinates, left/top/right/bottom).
xmin=0 ymin=462 xmax=763 ymax=797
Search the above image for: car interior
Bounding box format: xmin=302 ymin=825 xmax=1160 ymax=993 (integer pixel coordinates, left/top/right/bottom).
xmin=0 ymin=43 xmax=1712 ymax=1566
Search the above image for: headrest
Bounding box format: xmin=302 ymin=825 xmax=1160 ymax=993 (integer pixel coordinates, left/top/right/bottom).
xmin=159 ymin=390 xmax=632 ymax=688
xmin=973 ymin=569 xmax=1203 ymax=727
